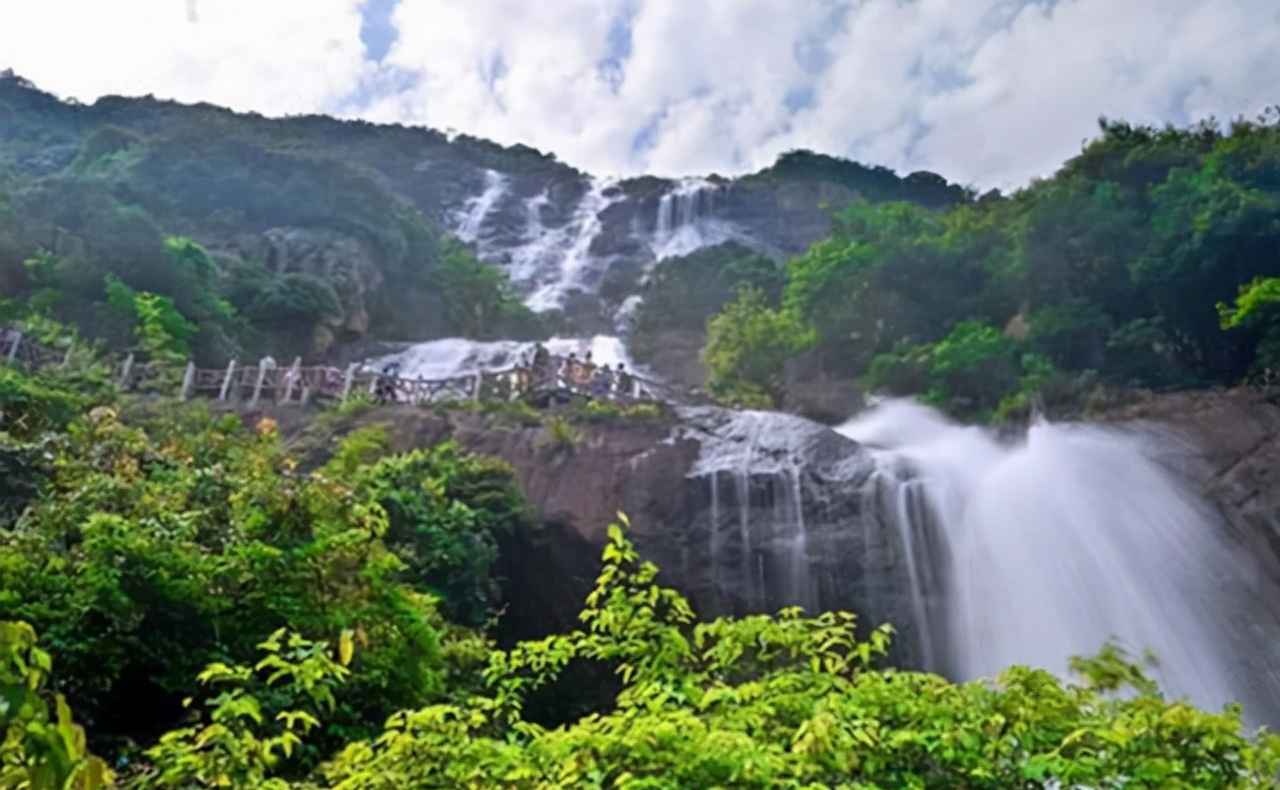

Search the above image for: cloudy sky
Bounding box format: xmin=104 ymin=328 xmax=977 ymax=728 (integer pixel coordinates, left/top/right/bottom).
xmin=2 ymin=0 xmax=1277 ymax=188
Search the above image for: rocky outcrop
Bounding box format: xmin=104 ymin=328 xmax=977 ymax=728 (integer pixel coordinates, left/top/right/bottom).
xmin=280 ymin=402 xmax=925 ymax=658
xmin=222 ymin=227 xmax=384 ymax=354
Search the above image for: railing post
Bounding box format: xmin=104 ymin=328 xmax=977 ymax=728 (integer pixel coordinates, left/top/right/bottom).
xmin=6 ymin=331 xmax=22 ymax=365
xmin=218 ymin=360 xmax=237 ymax=401
xmin=118 ymin=353 xmax=135 ymax=389
xmin=180 ymin=361 xmax=196 ymax=401
xmin=341 ymin=363 xmax=357 ymax=401
xmin=250 ymin=358 xmax=271 ymax=406
xmin=282 ymin=357 xmax=302 ymax=404
xmin=472 ymin=373 xmax=483 ymax=401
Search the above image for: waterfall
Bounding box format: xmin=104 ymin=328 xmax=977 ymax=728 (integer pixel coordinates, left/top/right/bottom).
xmin=527 ymin=177 xmax=621 ymax=310
xmin=838 ymin=398 xmax=1280 ymax=716
xmin=736 ymin=414 xmax=760 ymax=610
xmin=655 ymin=178 xmax=715 ymax=238
xmin=454 ymin=169 xmax=508 ymax=243
xmin=651 ymin=177 xmax=733 ymax=261
xmin=689 ymin=408 xmax=837 ymax=614
xmin=449 ymin=173 xmax=624 ymax=312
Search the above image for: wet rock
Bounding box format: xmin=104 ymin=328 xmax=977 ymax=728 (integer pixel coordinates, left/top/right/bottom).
xmin=314 ymin=403 xmax=926 ymax=660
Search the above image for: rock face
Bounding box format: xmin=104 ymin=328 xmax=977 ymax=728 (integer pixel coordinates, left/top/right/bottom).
xmin=306 ymin=403 xmax=927 ymax=659
xmin=222 ymin=227 xmax=384 ymax=354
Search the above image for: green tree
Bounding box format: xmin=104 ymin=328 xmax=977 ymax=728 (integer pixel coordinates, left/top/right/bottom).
xmin=703 ymin=287 xmax=813 ymax=408
xmin=1218 ymin=276 xmax=1280 ymax=373
xmin=0 ymin=406 xmax=441 ymax=755
xmin=104 ymin=275 xmax=196 ymax=361
xmin=435 ymin=241 xmax=542 ymax=339
xmin=867 ymin=321 xmax=1024 ymax=420
xmin=341 ymin=437 xmax=530 ymax=625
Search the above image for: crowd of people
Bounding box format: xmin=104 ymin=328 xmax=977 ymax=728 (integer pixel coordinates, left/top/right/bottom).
xmin=525 ymin=343 xmax=636 ymax=400
xmin=371 ymin=343 xmax=642 ymax=406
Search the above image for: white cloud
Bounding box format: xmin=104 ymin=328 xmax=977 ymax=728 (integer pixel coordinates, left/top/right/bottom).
xmin=1 ymin=0 xmax=1276 ymax=188
xmin=0 ymin=0 xmax=370 ymax=116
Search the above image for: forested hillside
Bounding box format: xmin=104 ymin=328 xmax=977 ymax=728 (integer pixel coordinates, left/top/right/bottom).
xmin=674 ymin=112 xmax=1280 ymax=418
xmin=0 ymin=71 xmax=550 ymax=362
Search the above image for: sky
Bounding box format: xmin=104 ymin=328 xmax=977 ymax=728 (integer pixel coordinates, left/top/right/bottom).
xmin=1 ymin=0 xmax=1277 ymax=189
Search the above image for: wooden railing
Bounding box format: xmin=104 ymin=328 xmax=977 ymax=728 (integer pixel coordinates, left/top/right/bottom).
xmin=0 ymin=327 xmax=701 ymax=409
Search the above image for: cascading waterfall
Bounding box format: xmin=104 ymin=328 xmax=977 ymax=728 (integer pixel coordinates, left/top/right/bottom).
xmin=786 ymin=464 xmax=811 ymax=612
xmin=655 ymin=178 xmax=715 ymax=237
xmin=426 ymin=174 xmax=633 ymax=378
xmin=454 ymin=169 xmax=508 ymax=243
xmin=650 ymin=177 xmax=733 ymax=261
xmin=838 ymin=399 xmax=1279 ymax=716
xmin=527 ymin=177 xmax=621 ymax=310
xmin=449 ymin=172 xmax=623 ymax=311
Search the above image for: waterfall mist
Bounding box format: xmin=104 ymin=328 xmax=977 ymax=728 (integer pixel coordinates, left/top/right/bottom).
xmin=838 ymin=399 xmax=1280 ymax=721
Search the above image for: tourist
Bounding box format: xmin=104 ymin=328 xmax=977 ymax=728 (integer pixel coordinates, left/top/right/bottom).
xmin=615 ymin=363 xmax=633 ymax=399
xmin=561 ymin=352 xmax=578 ymax=390
xmin=526 ymin=343 xmax=547 ymax=390
xmin=375 ymin=362 xmax=400 ymax=404
xmin=576 ymin=351 xmax=596 ymax=390
xmin=591 ymin=363 xmax=613 ymax=399
xmin=514 ymin=354 xmax=532 ymax=396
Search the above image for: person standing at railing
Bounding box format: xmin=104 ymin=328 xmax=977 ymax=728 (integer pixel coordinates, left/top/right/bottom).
xmin=590 ymin=363 xmax=612 ymax=399
xmin=375 ymin=362 xmax=400 ymax=404
xmin=615 ymin=363 xmax=633 ymax=400
xmin=575 ymin=351 xmax=595 ymax=392
xmin=515 ymin=352 xmax=533 ymax=395
xmin=532 ymin=342 xmax=552 ymax=390
xmin=560 ymin=352 xmax=578 ymax=391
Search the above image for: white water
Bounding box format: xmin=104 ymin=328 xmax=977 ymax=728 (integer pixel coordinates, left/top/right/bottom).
xmin=838 ymin=399 xmax=1256 ymax=712
xmin=651 ymin=177 xmax=736 ymax=261
xmin=448 ymin=170 xmax=752 ymax=340
xmin=449 ymin=172 xmax=626 ymax=311
xmin=454 ymin=169 xmax=508 ymax=243
xmin=526 ymin=177 xmax=622 ymax=310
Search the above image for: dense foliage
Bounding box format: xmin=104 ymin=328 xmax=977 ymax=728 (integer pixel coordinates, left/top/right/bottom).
xmin=630 ymin=242 xmax=783 ymax=367
xmin=703 ymin=287 xmax=813 ymax=408
xmin=0 ymin=76 xmax=545 ymax=362
xmin=0 ymin=364 xmax=528 ymax=767
xmin=339 ymin=431 xmax=531 ymax=626
xmin=6 ymin=517 xmax=1279 ymax=788
xmin=702 ymin=113 xmax=1280 ymax=419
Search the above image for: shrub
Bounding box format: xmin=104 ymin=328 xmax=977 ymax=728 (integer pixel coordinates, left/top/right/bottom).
xmin=343 ymin=439 xmax=529 ymax=626
xmin=0 ymin=621 xmax=112 ymax=789
xmin=539 ymin=415 xmax=582 ymax=451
